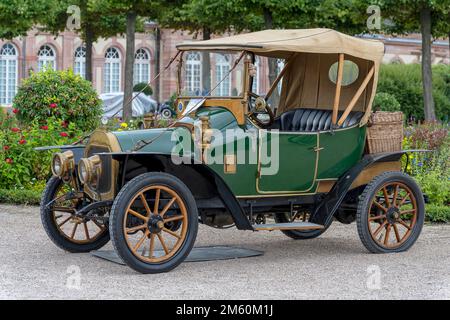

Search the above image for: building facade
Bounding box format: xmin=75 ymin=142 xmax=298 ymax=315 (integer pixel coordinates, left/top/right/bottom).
xmin=0 ymin=29 xmax=448 ymax=107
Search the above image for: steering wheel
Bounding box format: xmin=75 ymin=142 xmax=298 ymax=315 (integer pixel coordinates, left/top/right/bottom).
xmin=248 ymin=92 xmax=275 ymax=127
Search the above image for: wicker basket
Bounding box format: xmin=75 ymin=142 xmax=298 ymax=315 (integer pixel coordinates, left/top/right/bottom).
xmin=367 ymin=112 xmax=404 ymax=153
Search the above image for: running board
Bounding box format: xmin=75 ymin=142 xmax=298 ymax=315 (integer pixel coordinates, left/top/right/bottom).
xmin=252 ymin=222 xmax=324 ymax=231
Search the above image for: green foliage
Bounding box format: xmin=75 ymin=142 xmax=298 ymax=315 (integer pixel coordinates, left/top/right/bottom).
xmin=0 ymin=188 xmax=42 ymax=206
xmin=377 ymin=64 xmax=450 ymax=121
xmin=133 ymin=83 xmax=153 ymax=96
xmin=425 ymin=204 xmax=450 ymax=223
xmin=0 ymin=112 xmax=83 ymax=189
xmin=13 ymin=68 xmax=102 ymax=132
xmin=403 ymin=122 xmax=449 ymax=210
xmin=373 ymin=92 xmax=401 ymax=112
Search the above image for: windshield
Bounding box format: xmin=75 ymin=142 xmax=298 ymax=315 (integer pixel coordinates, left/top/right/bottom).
xmin=179 ymin=51 xmax=245 ymax=98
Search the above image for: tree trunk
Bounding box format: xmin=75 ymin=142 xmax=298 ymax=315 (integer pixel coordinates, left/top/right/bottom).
xmin=420 ymin=7 xmax=436 ymax=121
xmin=264 ymin=9 xmax=279 ymax=111
xmin=154 ymin=27 xmax=161 ymax=103
xmin=84 ymin=26 xmax=94 ymax=82
xmin=123 ymin=11 xmax=137 ymax=121
xmin=201 ymin=27 xmax=211 ymax=94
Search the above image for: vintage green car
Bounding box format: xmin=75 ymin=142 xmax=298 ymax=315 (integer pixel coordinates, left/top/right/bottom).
xmin=40 ymin=29 xmax=426 ymax=274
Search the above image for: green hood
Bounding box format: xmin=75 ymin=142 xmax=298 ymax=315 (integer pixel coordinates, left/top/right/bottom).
xmin=112 ymin=107 xmax=241 ymax=153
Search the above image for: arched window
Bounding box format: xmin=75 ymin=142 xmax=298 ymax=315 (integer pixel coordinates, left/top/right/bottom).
xmin=185 ymin=52 xmax=202 ymax=95
xmin=134 ymin=48 xmax=150 ymax=85
xmin=0 ymin=43 xmax=18 ymax=105
xmin=104 ymin=47 xmax=121 ymax=93
xmin=74 ymin=46 xmax=86 ymax=78
xmin=215 ymin=54 xmax=231 ymax=96
xmin=37 ymin=45 xmax=56 ymax=71
xmin=252 ymin=57 xmax=260 ymax=94
xmin=277 ymin=59 xmax=285 ymax=94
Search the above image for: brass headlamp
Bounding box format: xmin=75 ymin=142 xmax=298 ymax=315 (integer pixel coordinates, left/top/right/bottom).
xmin=51 ymin=151 xmax=75 ymax=179
xmin=78 ymin=155 xmax=102 ymax=186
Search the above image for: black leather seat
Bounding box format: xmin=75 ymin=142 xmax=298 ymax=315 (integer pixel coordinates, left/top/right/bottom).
xmin=273 ymin=108 xmax=364 ymax=132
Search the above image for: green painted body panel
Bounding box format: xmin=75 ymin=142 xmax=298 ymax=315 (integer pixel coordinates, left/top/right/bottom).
xmin=111 ymin=106 xmax=367 ymax=198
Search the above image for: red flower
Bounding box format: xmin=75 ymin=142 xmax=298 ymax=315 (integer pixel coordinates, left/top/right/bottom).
xmin=19 ymin=139 xmax=26 ymax=145
xmin=61 ymin=121 xmax=68 ymax=128
xmin=50 ymin=103 xmax=57 ymax=109
xmin=41 ymin=125 xmax=49 ymax=131
xmin=3 ymin=146 xmax=10 ymax=151
xmin=11 ymin=127 xmax=20 ymax=133
xmin=5 ymin=158 xmax=13 ymax=164
xmin=12 ymin=108 xmax=19 ymax=114
xmin=60 ymin=132 xmax=68 ymax=137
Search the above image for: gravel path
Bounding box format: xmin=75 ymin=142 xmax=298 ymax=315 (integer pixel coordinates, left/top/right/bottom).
xmin=0 ymin=204 xmax=448 ymax=300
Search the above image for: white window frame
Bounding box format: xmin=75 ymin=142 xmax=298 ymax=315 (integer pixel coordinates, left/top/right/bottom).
xmin=134 ymin=48 xmax=151 ymax=85
xmin=104 ymin=47 xmax=121 ymax=93
xmin=215 ymin=54 xmax=231 ymax=97
xmin=74 ymin=46 xmax=86 ymax=78
xmin=277 ymin=59 xmax=285 ymax=94
xmin=252 ymin=56 xmax=260 ymax=95
xmin=185 ymin=52 xmax=202 ymax=95
xmin=0 ymin=43 xmax=18 ymax=105
xmin=37 ymin=45 xmax=56 ymax=71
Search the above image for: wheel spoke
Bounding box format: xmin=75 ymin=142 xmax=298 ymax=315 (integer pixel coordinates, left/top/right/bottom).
xmin=92 ymin=219 xmax=105 ymax=231
xmin=373 ymin=200 xmax=388 ymax=213
xmin=373 ymin=221 xmax=387 ymax=237
xmin=392 ymin=184 xmax=399 ymax=207
xmin=397 ymin=218 xmax=411 ymax=230
xmin=393 ymin=223 xmax=401 ymax=243
xmin=133 ymin=233 xmax=147 ymax=252
xmin=160 ymin=197 xmax=177 ymax=217
xmin=398 ymin=193 xmax=410 ymax=207
xmin=58 ymin=216 xmax=72 ymax=227
xmin=154 ymin=188 xmax=161 ymax=215
xmin=128 ymin=209 xmax=148 ymax=221
xmin=149 ymin=234 xmax=155 ymax=258
xmin=83 ymin=222 xmax=90 ymax=240
xmin=383 ymin=187 xmax=391 ymax=207
xmin=163 ymin=228 xmax=181 ymax=239
xmin=400 ymin=209 xmax=416 ymax=215
xmin=369 ymin=214 xmax=386 ymax=222
xmin=126 ymin=224 xmax=147 ymax=234
xmin=157 ymin=233 xmax=169 ymax=254
xmin=70 ymin=222 xmax=79 ymax=239
xmin=53 ymin=206 xmax=75 ymax=214
xmin=140 ymin=193 xmax=152 ymax=216
xmin=164 ymin=215 xmax=184 ymax=223
xmin=384 ymin=224 xmax=391 ymax=245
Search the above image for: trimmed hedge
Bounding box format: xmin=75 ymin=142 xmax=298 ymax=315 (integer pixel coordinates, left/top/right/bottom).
xmin=0 ymin=189 xmax=41 ymax=206
xmin=376 ymin=64 xmax=450 ymax=121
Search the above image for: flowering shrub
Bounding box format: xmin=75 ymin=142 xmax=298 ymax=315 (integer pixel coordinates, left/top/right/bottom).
xmin=403 ymin=122 xmax=450 ymax=215
xmin=12 ymin=68 xmax=102 ymax=132
xmin=0 ymin=112 xmax=83 ymax=189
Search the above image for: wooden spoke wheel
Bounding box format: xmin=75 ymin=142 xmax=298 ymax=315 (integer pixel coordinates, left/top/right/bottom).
xmin=357 ymin=172 xmax=424 ymax=253
xmin=41 ymin=177 xmax=110 ymax=253
xmin=109 ymin=173 xmax=198 ymax=274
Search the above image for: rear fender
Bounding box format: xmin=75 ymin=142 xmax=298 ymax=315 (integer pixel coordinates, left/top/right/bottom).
xmin=310 ymin=150 xmax=430 ymax=226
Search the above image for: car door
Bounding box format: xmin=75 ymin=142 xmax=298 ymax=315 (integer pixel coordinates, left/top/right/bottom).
xmin=257 ymin=130 xmax=319 ymax=194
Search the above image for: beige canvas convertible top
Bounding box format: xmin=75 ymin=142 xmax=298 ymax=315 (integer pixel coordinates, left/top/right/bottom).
xmin=177 ymin=29 xmax=385 ymax=125
xmin=177 ymin=29 xmax=384 ymax=61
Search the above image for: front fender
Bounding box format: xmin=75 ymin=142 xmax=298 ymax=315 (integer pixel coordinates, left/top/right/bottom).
xmin=34 ymin=145 xmax=85 ymax=164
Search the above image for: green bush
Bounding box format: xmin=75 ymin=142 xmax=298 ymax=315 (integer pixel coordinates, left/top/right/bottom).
xmin=133 ymin=82 xmax=153 ymax=96
xmin=13 ymin=68 xmax=102 ymax=132
xmin=0 ymin=112 xmax=83 ymax=189
xmin=0 ymin=188 xmax=42 ymax=206
xmin=377 ymin=64 xmax=450 ymax=121
xmin=373 ymin=92 xmax=401 ymax=112
xmin=425 ymin=204 xmax=450 ymax=223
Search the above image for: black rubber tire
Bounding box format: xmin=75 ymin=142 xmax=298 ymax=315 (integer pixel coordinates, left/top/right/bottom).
xmin=109 ymin=172 xmax=198 ymax=274
xmin=274 ymin=212 xmax=332 ymax=240
xmin=356 ymin=171 xmax=425 ymax=254
xmin=40 ymin=177 xmax=110 ymax=253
